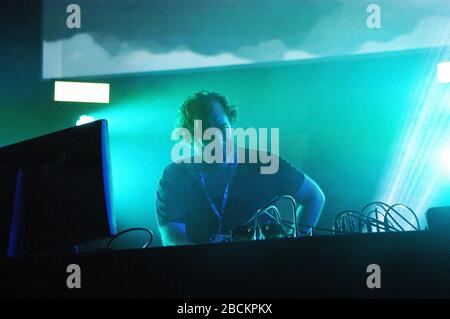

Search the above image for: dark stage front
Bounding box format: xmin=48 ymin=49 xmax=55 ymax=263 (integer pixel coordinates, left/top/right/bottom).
xmin=1 ymin=231 xmax=449 ymax=299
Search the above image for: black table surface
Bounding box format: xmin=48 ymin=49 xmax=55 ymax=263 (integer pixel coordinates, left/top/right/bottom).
xmin=1 ymin=230 xmax=449 ymax=299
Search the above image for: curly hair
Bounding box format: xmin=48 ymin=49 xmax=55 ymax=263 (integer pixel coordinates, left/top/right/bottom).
xmin=178 ymin=91 xmax=238 ymax=134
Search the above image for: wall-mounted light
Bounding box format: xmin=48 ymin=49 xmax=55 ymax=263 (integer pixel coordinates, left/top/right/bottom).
xmin=437 ymin=62 xmax=450 ymax=84
xmin=438 ymin=147 xmax=450 ymax=176
xmin=54 ymin=81 xmax=110 ymax=103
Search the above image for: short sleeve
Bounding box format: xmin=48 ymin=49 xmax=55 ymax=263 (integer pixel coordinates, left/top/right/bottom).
xmin=155 ymin=164 xmax=188 ymax=226
xmin=273 ymin=156 xmax=305 ymax=196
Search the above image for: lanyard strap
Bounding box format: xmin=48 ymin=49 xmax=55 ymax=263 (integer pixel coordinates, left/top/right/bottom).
xmin=197 ymin=163 xmax=237 ymax=234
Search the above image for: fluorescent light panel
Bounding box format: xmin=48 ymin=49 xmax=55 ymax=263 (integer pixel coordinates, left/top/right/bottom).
xmin=437 ymin=62 xmax=450 ymax=84
xmin=54 ymin=81 xmax=110 ymax=103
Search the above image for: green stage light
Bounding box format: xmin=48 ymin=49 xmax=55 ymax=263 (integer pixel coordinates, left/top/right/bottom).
xmin=86 ymin=95 xmax=178 ymax=231
xmin=76 ymin=115 xmax=96 ymax=126
xmin=54 ymin=81 xmax=110 ymax=103
xmin=378 ymin=52 xmax=450 ymax=223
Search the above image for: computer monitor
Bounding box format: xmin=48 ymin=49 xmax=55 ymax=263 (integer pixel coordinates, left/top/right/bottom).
xmin=0 ymin=165 xmax=21 ymax=256
xmin=426 ymin=206 xmax=450 ymax=231
xmin=0 ymin=120 xmax=116 ymax=257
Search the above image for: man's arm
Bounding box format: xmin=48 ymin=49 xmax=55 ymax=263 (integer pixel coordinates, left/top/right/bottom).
xmin=159 ymin=222 xmax=193 ymax=246
xmin=294 ymin=174 xmax=325 ymax=236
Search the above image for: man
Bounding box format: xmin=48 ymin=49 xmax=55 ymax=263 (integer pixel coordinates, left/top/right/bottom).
xmin=156 ymin=91 xmax=325 ymax=246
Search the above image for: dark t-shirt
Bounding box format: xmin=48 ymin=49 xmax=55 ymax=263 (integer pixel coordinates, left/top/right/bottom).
xmin=155 ymin=155 xmax=305 ymax=243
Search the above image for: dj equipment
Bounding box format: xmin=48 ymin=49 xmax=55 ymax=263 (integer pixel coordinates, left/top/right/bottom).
xmin=231 ymin=200 xmax=423 ymax=242
xmin=231 ymin=223 xmax=287 ymax=242
xmin=426 ymin=206 xmax=450 ymax=231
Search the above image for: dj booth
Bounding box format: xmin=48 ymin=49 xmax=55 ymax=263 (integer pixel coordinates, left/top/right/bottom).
xmin=1 ymin=230 xmax=449 ymax=299
xmin=0 ymin=122 xmax=449 ymax=299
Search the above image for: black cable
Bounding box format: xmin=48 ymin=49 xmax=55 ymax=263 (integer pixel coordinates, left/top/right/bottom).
xmin=245 ymin=199 xmax=419 ymax=239
xmin=342 ymin=212 xmax=391 ymax=233
xmin=333 ymin=202 xmax=419 ymax=233
xmin=362 ymin=202 xmax=419 ymax=231
xmin=247 ymin=195 xmax=298 ymax=237
xmin=386 ymin=204 xmax=420 ymax=231
xmin=333 ymin=210 xmax=362 ymax=232
xmin=105 ymin=227 xmax=153 ymax=250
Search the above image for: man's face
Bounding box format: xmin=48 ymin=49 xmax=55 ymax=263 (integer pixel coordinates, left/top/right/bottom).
xmin=193 ymin=101 xmax=232 ymax=158
xmin=203 ymin=101 xmax=231 ymax=135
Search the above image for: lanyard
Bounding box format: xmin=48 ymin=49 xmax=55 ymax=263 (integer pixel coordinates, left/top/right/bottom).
xmin=197 ymin=163 xmax=237 ymax=235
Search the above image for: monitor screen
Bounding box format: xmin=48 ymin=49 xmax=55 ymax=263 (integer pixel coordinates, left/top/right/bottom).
xmin=0 ymin=120 xmax=116 ymax=257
